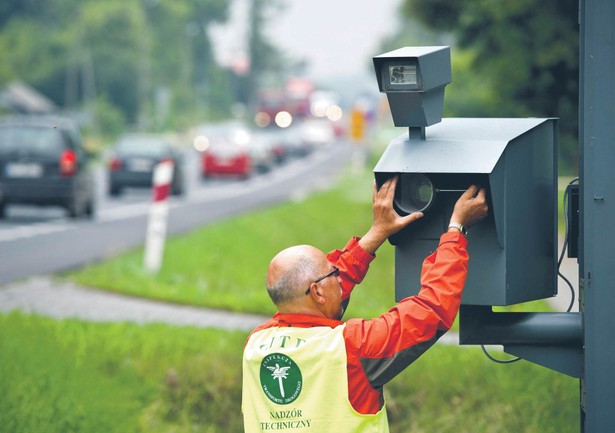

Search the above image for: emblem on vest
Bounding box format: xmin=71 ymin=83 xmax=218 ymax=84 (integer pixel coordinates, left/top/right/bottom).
xmin=260 ymin=353 xmax=302 ymax=405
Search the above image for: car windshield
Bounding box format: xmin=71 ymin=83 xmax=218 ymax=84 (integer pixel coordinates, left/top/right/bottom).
xmin=115 ymin=137 xmax=169 ymax=157
xmin=0 ymin=126 xmax=64 ymax=157
xmin=198 ymin=123 xmax=250 ymax=142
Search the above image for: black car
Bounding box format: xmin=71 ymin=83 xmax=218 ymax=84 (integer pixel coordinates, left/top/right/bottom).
xmin=107 ymin=134 xmax=185 ymax=196
xmin=0 ymin=115 xmax=96 ymax=219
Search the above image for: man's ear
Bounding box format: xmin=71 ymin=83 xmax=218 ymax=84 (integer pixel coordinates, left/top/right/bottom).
xmin=308 ymin=283 xmax=327 ymax=305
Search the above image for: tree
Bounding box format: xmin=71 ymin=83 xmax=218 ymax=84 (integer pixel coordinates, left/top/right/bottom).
xmin=0 ymin=0 xmax=56 ymax=27
xmin=0 ymin=0 xmax=232 ymax=130
xmin=72 ymin=2 xmax=149 ymax=124
xmin=244 ymin=0 xmax=287 ymax=110
xmin=401 ymin=0 xmax=579 ymax=172
xmin=143 ymin=0 xmax=230 ymax=123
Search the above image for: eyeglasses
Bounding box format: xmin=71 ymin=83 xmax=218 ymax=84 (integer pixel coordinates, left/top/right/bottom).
xmin=305 ymin=266 xmax=340 ymax=295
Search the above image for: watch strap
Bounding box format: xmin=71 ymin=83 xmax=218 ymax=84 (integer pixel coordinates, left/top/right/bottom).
xmin=448 ymin=222 xmax=467 ymax=236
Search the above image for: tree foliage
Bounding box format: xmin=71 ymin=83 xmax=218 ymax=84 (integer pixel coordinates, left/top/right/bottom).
xmin=401 ymin=0 xmax=579 ymax=172
xmin=0 ymin=0 xmax=231 ymax=129
xmin=241 ymin=0 xmax=288 ymax=109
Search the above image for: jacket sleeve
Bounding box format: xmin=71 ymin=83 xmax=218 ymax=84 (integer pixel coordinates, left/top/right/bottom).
xmin=326 ymin=236 xmax=375 ymax=301
xmin=345 ymin=231 xmax=469 ymax=389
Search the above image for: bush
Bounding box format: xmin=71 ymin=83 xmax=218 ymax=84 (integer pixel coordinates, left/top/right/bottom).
xmin=92 ymin=95 xmax=127 ymax=140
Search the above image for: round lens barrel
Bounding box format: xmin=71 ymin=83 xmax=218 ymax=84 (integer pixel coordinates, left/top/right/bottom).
xmin=394 ymin=173 xmax=435 ymax=215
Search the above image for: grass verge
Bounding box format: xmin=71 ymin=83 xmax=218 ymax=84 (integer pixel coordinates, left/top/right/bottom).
xmin=0 ymin=312 xmax=247 ymax=433
xmin=68 ymin=169 xmax=394 ymax=319
xmin=68 ymin=167 xmax=555 ymax=319
xmin=1 ymin=313 xmax=577 ymax=433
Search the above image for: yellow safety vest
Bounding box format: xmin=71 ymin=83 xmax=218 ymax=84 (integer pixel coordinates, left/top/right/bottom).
xmin=242 ymin=324 xmax=389 ymax=433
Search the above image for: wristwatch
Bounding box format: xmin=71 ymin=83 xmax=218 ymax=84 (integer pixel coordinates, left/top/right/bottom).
xmin=448 ymin=222 xmax=467 ymax=236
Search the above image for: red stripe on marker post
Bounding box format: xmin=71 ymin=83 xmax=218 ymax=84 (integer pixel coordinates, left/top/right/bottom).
xmin=144 ymin=159 xmax=175 ymax=273
xmin=152 ymin=158 xmax=174 ymax=202
xmin=153 ymin=183 xmax=171 ymax=202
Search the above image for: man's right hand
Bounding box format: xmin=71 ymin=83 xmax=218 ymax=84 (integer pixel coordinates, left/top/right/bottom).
xmin=359 ymin=176 xmax=423 ymax=255
xmin=449 ymin=185 xmax=489 ymax=230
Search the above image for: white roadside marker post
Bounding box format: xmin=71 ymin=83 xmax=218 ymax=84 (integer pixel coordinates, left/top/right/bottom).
xmin=144 ymin=159 xmax=174 ymax=273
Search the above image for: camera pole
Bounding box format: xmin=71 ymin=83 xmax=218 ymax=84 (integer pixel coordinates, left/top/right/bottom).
xmin=578 ymin=0 xmax=615 ymax=431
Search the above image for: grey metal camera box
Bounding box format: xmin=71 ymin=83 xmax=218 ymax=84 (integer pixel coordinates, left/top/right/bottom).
xmin=374 ymin=118 xmax=558 ymax=306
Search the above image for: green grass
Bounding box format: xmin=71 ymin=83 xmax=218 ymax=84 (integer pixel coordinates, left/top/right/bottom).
xmin=69 ymin=169 xmax=399 ymax=319
xmin=0 ymin=312 xmax=247 ymax=433
xmin=44 ymin=168 xmax=576 ymax=432
xmin=69 ymin=167 xmax=562 ymax=319
xmin=1 ymin=313 xmax=577 ymax=433
xmin=385 ymin=344 xmax=578 ymax=433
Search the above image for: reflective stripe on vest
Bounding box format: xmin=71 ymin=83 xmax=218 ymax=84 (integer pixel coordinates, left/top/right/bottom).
xmin=242 ymin=324 xmax=389 ymax=433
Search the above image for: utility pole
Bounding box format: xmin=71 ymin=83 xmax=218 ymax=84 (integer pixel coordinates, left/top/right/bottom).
xmin=371 ymin=1 xmax=615 ymax=430
xmin=578 ymin=0 xmax=615 ymax=431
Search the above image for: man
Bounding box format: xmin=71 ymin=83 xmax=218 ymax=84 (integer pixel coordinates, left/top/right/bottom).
xmin=242 ymin=176 xmax=488 ymax=433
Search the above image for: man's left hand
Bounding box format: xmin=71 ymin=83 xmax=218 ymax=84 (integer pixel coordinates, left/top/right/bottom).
xmin=360 ymin=176 xmax=423 ymax=255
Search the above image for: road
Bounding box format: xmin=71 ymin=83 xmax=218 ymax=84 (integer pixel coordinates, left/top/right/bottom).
xmin=0 ymin=135 xmax=579 ymax=334
xmin=0 ymin=139 xmax=352 ymax=285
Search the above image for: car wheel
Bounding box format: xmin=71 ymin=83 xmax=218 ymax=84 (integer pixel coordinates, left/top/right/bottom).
xmin=68 ymin=195 xmax=95 ymax=219
xmin=67 ymin=196 xmax=82 ymax=219
xmin=241 ymin=168 xmax=252 ymax=181
xmin=109 ymin=185 xmax=122 ymax=196
xmin=84 ymin=197 xmax=96 ymax=219
xmin=172 ymin=181 xmax=184 ymax=196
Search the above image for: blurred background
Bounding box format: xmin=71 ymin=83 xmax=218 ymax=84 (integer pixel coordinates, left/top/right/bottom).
xmin=0 ymin=0 xmax=578 ymax=174
xmin=0 ymin=1 xmax=581 ymax=432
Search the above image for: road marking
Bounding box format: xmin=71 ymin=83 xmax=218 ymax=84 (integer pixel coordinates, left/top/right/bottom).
xmin=0 ymin=221 xmax=71 ymax=242
xmin=0 ymin=146 xmax=347 ymax=244
xmin=97 ymin=202 xmax=152 ymax=222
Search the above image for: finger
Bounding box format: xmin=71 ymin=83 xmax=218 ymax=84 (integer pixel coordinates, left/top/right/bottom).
xmin=462 ymin=184 xmax=479 ymax=199
xmin=470 ymin=187 xmax=487 ymax=205
xmin=379 ymin=176 xmax=396 ymax=195
xmin=402 ymin=211 xmax=424 ymax=225
xmin=384 ymin=176 xmax=399 ymax=200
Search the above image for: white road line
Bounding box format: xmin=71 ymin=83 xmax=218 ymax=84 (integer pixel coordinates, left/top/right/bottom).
xmin=0 ymin=221 xmax=71 ymax=242
xmin=0 ymin=147 xmax=345 ymax=244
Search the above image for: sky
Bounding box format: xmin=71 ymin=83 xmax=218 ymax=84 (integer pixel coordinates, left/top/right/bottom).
xmin=210 ymin=0 xmax=403 ymax=86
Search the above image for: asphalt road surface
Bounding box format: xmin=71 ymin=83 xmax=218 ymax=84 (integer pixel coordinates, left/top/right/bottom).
xmin=0 ymin=136 xmax=579 ymax=334
xmin=0 ymin=140 xmax=352 ymax=285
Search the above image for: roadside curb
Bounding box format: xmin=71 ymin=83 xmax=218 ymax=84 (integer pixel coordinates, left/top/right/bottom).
xmin=0 ymin=276 xmax=269 ymax=332
xmin=0 ymin=276 xmax=465 ymax=344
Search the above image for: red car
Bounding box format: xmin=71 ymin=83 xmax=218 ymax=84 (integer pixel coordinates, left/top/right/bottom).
xmin=198 ymin=124 xmax=252 ymax=179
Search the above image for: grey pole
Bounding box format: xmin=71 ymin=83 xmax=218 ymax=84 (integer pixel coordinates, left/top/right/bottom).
xmin=579 ymin=0 xmax=615 ymax=431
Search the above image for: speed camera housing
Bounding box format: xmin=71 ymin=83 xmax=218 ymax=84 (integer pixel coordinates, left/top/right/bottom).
xmin=374 ymin=118 xmax=558 ymax=306
xmin=373 ymin=46 xmax=451 ymax=127
xmin=372 ymin=46 xmax=558 ymax=306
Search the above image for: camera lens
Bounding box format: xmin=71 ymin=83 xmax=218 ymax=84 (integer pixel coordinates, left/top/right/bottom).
xmin=394 ymin=173 xmax=435 ymax=215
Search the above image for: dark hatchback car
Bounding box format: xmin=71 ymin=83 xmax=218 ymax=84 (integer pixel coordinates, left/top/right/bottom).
xmin=107 ymin=134 xmax=185 ymax=196
xmin=0 ymin=116 xmax=96 ymax=219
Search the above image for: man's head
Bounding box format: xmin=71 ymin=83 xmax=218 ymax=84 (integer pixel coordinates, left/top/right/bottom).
xmin=266 ymin=245 xmax=344 ymax=320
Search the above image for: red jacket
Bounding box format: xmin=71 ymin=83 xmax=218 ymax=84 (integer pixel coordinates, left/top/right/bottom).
xmin=247 ymin=231 xmax=469 ymax=414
